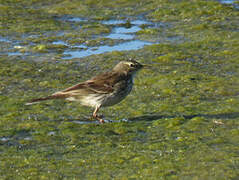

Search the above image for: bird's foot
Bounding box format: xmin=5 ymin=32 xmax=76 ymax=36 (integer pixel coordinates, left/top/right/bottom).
xmin=92 ymin=114 xmax=105 ymax=123
xmin=98 ymin=118 xmax=105 ymax=123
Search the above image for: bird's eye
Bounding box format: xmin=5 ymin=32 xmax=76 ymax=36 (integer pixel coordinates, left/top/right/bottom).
xmin=130 ymin=63 xmax=134 ymax=67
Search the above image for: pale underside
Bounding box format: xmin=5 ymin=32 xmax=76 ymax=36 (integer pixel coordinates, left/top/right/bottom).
xmin=54 ymin=78 xmax=133 ymax=108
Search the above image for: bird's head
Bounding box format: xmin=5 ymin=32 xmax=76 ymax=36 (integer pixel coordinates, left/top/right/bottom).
xmin=113 ymin=60 xmax=143 ymax=75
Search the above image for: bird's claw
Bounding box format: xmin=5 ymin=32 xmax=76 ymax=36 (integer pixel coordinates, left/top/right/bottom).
xmin=92 ymin=114 xmax=105 ymax=123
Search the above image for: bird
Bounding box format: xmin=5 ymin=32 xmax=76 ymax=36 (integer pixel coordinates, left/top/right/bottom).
xmin=26 ymin=60 xmax=144 ymax=123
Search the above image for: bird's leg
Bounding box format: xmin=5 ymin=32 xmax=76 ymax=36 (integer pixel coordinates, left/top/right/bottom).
xmin=92 ymin=106 xmax=104 ymax=123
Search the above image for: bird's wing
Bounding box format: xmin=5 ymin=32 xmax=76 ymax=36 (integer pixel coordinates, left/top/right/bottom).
xmin=59 ymin=72 xmax=122 ymax=94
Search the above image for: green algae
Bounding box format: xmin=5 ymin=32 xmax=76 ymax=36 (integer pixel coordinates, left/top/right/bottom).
xmin=1 ymin=0 xmax=239 ymax=179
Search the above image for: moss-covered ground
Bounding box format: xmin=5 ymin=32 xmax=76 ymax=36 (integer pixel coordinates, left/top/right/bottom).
xmin=0 ymin=0 xmax=239 ymax=179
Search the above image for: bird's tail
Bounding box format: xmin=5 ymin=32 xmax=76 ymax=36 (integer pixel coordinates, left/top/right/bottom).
xmin=25 ymin=96 xmax=56 ymax=105
xmin=25 ymin=93 xmax=67 ymax=105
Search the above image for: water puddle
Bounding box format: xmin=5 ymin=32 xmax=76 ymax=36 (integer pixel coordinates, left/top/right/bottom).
xmin=218 ymin=0 xmax=239 ymax=8
xmin=101 ymin=19 xmax=126 ymax=25
xmin=0 ymin=37 xmax=11 ymax=43
xmin=3 ymin=17 xmax=178 ymax=59
xmin=52 ymin=40 xmax=68 ymax=46
xmin=7 ymin=52 xmax=25 ymax=56
xmin=106 ymin=33 xmax=134 ymax=40
xmin=131 ymin=20 xmax=153 ymax=25
xmin=2 ymin=1 xmax=238 ymax=59
xmin=64 ymin=40 xmax=152 ymax=59
xmin=67 ymin=17 xmax=87 ymax=22
xmin=114 ymin=26 xmax=141 ymax=34
xmin=60 ymin=18 xmax=159 ymax=59
xmin=219 ymin=0 xmax=235 ymax=4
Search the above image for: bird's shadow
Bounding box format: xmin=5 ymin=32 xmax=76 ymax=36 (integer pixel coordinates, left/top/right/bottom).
xmin=129 ymin=112 xmax=239 ymax=122
xmin=69 ymin=112 xmax=239 ymax=124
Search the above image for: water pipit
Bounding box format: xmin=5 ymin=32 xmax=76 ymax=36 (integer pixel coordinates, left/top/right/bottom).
xmin=26 ymin=60 xmax=144 ymax=123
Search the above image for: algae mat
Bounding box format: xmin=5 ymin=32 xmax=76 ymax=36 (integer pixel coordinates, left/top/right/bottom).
xmin=0 ymin=0 xmax=239 ymax=179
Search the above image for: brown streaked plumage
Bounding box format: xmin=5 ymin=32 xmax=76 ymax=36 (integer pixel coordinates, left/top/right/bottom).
xmin=26 ymin=60 xmax=144 ymax=123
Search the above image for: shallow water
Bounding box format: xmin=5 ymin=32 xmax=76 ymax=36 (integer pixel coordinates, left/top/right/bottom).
xmin=59 ymin=18 xmax=158 ymax=59
xmin=219 ymin=0 xmax=235 ymax=4
xmin=4 ymin=17 xmax=165 ymax=59
xmin=63 ymin=40 xmax=152 ymax=59
xmin=218 ymin=0 xmax=239 ymax=8
xmin=0 ymin=37 xmax=11 ymax=42
xmin=106 ymin=33 xmax=134 ymax=40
